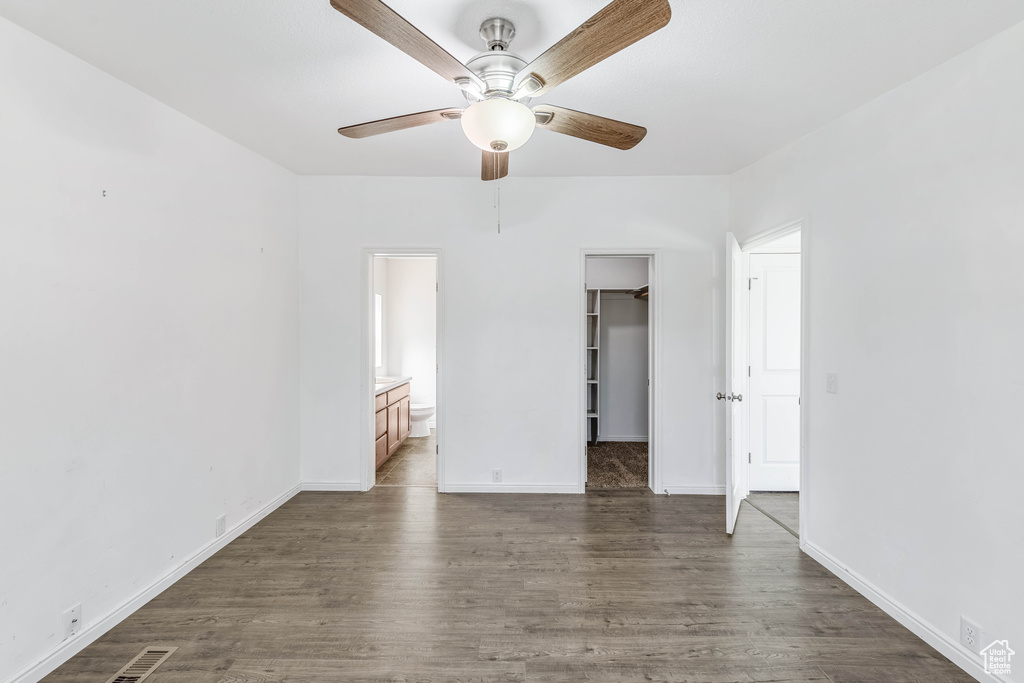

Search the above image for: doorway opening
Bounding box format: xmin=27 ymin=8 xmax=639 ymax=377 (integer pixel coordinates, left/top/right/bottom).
xmin=724 ymin=223 xmax=804 ymax=536
xmin=582 ymin=254 xmax=654 ymax=490
xmin=744 ymin=230 xmax=801 ymax=536
xmin=367 ymin=253 xmax=439 ymax=489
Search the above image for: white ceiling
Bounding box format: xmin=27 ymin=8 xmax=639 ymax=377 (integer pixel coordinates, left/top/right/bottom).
xmin=2 ymin=1 xmax=1022 ymax=176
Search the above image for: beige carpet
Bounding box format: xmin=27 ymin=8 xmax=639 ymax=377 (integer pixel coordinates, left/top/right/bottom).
xmin=587 ymin=441 xmax=648 ymax=488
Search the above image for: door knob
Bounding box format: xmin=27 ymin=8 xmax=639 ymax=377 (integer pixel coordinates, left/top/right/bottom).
xmin=716 ymin=392 xmax=728 ymax=401
xmin=731 ymin=393 xmax=743 ymax=402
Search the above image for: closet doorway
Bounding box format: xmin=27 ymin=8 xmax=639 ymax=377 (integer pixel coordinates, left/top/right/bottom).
xmin=582 ymin=254 xmax=655 ymax=491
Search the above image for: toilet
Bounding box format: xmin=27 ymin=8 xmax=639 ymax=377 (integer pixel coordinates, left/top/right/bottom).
xmin=409 ymin=403 xmax=435 ymax=438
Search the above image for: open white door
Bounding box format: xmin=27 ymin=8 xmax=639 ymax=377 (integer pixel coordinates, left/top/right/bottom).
xmin=725 ymin=233 xmax=748 ymax=534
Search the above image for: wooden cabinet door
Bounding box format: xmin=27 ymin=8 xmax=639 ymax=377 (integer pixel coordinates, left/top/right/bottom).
xmin=387 ymin=403 xmax=401 ymax=455
xmin=399 ymin=397 xmax=411 ymax=440
xmin=375 ymin=408 xmax=388 ymax=440
xmin=375 ymin=434 xmax=388 ymax=469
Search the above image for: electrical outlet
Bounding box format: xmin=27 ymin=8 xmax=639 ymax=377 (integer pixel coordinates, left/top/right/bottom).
xmin=215 ymin=515 xmax=226 ymax=538
xmin=62 ymin=603 xmax=81 ymax=640
xmin=492 ymin=469 xmax=502 ymax=483
xmin=961 ymin=616 xmax=982 ymax=654
xmin=826 ymin=373 xmax=838 ymax=394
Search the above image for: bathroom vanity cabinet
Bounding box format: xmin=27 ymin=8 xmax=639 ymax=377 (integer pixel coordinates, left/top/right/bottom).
xmin=375 ymin=381 xmax=411 ymax=469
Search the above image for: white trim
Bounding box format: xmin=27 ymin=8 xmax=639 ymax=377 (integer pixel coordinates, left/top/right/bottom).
xmin=579 ymin=249 xmax=660 ymax=495
xmin=664 ymin=486 xmax=726 ymax=496
xmin=444 ymin=484 xmax=580 ymax=494
xmin=301 ymin=482 xmax=362 ymax=492
xmin=596 ymin=436 xmax=649 ymax=442
xmin=362 ymin=248 xmax=444 ymax=494
xmin=801 ymin=540 xmax=1006 ymax=683
xmin=9 ymin=484 xmax=302 ymax=683
xmin=740 ymin=219 xmax=803 ymax=251
xmin=798 ymin=219 xmax=811 ymax=541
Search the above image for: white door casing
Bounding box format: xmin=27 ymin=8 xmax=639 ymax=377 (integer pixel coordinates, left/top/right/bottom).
xmin=725 ymin=233 xmax=747 ymax=534
xmin=748 ymin=254 xmax=802 ymax=491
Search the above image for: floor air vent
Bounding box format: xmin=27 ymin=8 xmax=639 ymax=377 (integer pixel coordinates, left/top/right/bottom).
xmin=104 ymin=646 xmax=178 ymax=683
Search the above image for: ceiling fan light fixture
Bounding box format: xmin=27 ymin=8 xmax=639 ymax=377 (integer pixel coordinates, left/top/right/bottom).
xmin=461 ymin=98 xmax=536 ymax=153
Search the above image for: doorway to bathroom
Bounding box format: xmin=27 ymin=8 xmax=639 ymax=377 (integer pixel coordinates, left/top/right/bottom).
xmin=365 ymin=251 xmax=440 ymax=490
xmin=581 ymin=253 xmax=656 ymax=491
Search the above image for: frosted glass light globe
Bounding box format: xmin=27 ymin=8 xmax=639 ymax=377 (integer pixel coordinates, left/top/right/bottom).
xmin=461 ymin=98 xmax=536 ymax=152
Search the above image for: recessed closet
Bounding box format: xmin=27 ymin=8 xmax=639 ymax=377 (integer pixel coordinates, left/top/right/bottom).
xmin=584 ymin=256 xmax=650 ymax=488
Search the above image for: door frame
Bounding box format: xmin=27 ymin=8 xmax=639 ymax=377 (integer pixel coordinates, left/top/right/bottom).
xmin=578 ymin=249 xmax=661 ymax=493
xmin=361 ymin=247 xmax=444 ymax=492
xmin=736 ymin=219 xmax=809 ymax=539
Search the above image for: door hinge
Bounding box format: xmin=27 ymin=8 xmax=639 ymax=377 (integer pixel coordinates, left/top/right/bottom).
xmin=436 ymin=445 xmax=438 ymax=454
xmin=748 ymin=277 xmax=758 ymax=290
xmin=436 ymin=282 xmax=438 ymax=292
xmin=748 ymin=365 xmax=751 ymax=377
xmin=748 ymin=453 xmax=751 ymax=464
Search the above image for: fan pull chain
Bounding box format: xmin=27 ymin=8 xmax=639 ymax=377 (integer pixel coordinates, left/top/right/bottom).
xmin=494 ymin=180 xmax=502 ymax=234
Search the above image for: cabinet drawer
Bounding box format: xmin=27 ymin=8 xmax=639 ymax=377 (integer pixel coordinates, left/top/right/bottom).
xmin=375 ymin=434 xmax=388 ymax=469
xmin=387 ymin=382 xmax=410 ymax=404
xmin=375 ymin=392 xmax=388 ymax=412
xmin=375 ymin=408 xmax=387 ymax=439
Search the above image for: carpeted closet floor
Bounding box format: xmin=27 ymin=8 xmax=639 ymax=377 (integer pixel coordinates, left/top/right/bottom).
xmin=586 ymin=441 xmax=648 ymax=487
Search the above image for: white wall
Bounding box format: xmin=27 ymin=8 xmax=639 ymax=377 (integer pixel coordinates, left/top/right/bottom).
xmin=730 ymin=20 xmax=1024 ymax=679
xmin=0 ymin=17 xmax=300 ymax=682
xmin=299 ymin=176 xmax=729 ymax=491
xmin=385 ymin=258 xmax=437 ymax=410
xmin=598 ymin=294 xmax=649 ymax=441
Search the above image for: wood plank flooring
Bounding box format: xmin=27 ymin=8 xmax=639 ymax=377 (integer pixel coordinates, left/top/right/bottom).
xmin=40 ymin=489 xmax=970 ymax=682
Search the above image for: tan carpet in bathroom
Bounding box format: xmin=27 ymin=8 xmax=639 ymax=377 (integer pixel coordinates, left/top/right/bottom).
xmin=587 ymin=441 xmax=648 ymax=488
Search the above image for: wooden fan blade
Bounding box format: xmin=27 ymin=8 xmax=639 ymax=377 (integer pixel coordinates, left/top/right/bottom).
xmin=515 ymin=0 xmax=671 ymax=97
xmin=533 ymin=105 xmax=647 ymax=150
xmin=330 ymin=0 xmax=480 ymax=86
xmin=481 ymin=151 xmax=509 ymax=181
xmin=338 ymin=108 xmax=463 ymax=139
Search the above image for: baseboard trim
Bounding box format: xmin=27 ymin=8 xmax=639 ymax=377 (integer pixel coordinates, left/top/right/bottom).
xmin=801 ymin=540 xmax=1004 ymax=683
xmin=596 ymin=436 xmax=649 ymax=442
xmin=301 ymin=482 xmax=363 ymax=492
xmin=9 ymin=483 xmax=302 ymax=683
xmin=662 ymin=486 xmax=726 ymax=495
xmin=444 ymin=483 xmax=580 ymax=494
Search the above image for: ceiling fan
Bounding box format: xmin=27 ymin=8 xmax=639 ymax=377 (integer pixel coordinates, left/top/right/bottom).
xmin=332 ymin=0 xmax=672 ymax=181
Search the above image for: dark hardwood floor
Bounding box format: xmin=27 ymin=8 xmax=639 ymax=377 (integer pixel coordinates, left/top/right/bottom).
xmin=41 ymin=489 xmax=970 ymax=682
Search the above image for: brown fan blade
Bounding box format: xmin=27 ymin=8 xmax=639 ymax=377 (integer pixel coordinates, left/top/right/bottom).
xmin=338 ymin=108 xmax=463 ymax=139
xmin=481 ymin=151 xmax=509 ymax=181
xmin=515 ymin=0 xmax=671 ymax=98
xmin=533 ymin=105 xmax=647 ymax=150
xmin=330 ymin=0 xmax=481 ymax=86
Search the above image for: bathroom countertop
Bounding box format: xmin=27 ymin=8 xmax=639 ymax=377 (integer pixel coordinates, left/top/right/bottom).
xmin=374 ymin=376 xmax=411 ymax=397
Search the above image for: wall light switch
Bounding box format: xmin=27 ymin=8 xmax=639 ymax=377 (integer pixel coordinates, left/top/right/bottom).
xmin=826 ymin=373 xmax=838 ymax=394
